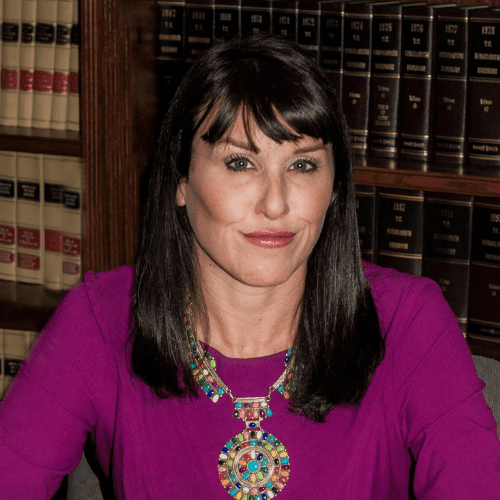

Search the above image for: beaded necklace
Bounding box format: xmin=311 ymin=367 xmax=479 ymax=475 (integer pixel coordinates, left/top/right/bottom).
xmin=185 ymin=306 xmax=294 ymax=499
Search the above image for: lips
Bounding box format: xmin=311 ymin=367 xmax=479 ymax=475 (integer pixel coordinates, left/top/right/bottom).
xmin=243 ymin=230 xmax=296 ymax=249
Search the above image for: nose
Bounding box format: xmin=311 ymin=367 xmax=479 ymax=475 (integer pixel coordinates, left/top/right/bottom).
xmin=254 ymin=173 xmax=290 ymax=219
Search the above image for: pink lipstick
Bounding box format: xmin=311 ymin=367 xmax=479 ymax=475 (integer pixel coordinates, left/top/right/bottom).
xmin=243 ymin=230 xmax=296 ymax=249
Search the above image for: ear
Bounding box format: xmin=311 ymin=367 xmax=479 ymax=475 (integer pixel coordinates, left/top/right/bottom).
xmin=176 ymin=178 xmax=187 ymax=207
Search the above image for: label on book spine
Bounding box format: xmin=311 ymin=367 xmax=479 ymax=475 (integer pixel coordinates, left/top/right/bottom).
xmin=272 ymin=1 xmax=297 ymax=41
xmin=355 ymin=185 xmax=377 ymax=262
xmin=297 ymin=1 xmax=320 ymax=63
xmin=186 ymin=0 xmax=214 ymax=62
xmin=241 ymin=0 xmax=271 ymax=35
xmin=468 ymin=11 xmax=500 ymax=166
xmin=215 ymin=0 xmax=241 ymax=40
xmin=157 ymin=1 xmax=186 ymax=60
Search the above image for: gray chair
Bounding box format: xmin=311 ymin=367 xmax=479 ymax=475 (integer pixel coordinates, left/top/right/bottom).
xmin=66 ymin=354 xmax=500 ymax=499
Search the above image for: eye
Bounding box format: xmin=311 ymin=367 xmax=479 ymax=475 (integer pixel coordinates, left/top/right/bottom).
xmin=225 ymin=155 xmax=251 ymax=172
xmin=290 ymin=158 xmax=318 ymax=173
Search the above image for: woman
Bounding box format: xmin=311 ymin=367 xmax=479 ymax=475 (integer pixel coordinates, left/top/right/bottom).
xmin=1 ymin=33 xmax=499 ymax=499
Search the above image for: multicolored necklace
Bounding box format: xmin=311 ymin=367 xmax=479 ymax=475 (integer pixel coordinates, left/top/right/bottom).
xmin=185 ymin=307 xmax=294 ymax=500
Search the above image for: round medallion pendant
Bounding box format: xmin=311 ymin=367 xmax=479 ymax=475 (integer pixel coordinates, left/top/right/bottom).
xmin=218 ymin=426 xmax=290 ymax=499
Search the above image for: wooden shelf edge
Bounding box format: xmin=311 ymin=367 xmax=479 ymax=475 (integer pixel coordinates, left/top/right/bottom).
xmin=468 ymin=335 xmax=500 ymax=363
xmin=354 ymin=157 xmax=500 ymax=197
xmin=0 ymin=126 xmax=82 ymax=157
xmin=0 ymin=280 xmax=66 ymax=331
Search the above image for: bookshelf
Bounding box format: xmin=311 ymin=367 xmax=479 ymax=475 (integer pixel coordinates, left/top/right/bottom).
xmin=2 ymin=0 xmax=500 ymax=366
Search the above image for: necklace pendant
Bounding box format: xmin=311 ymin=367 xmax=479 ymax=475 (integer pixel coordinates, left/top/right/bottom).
xmin=218 ymin=397 xmax=290 ymax=499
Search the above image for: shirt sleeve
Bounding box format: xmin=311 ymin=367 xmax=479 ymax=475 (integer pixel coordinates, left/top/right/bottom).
xmin=0 ymin=278 xmax=117 ymax=499
xmin=391 ymin=278 xmax=500 ymax=500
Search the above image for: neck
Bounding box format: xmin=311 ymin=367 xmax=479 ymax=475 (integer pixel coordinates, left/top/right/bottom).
xmin=194 ymin=267 xmax=304 ymax=359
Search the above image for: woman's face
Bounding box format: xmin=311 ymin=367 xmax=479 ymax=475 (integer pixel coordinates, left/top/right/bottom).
xmin=176 ymin=113 xmax=335 ymax=289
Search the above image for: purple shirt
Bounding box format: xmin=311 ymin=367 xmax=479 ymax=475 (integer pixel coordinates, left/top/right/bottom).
xmin=1 ymin=262 xmax=500 ymax=499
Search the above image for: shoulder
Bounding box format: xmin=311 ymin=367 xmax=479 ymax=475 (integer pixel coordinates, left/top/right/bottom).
xmin=361 ymin=260 xmax=456 ymax=344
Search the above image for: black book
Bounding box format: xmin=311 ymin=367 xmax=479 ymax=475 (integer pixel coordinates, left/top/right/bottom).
xmin=468 ymin=9 xmax=500 ymax=168
xmin=319 ymin=0 xmax=346 ymax=101
xmin=434 ymin=5 xmax=487 ymax=166
xmin=272 ymin=0 xmax=298 ymax=41
xmin=469 ymin=197 xmax=500 ymax=341
xmin=376 ymin=187 xmax=425 ymax=276
xmin=297 ymin=0 xmax=321 ymax=64
xmin=369 ymin=3 xmax=425 ymax=159
xmin=214 ymin=0 xmax=242 ymax=40
xmin=423 ymin=192 xmax=474 ymax=336
xmin=400 ymin=4 xmax=455 ymax=162
xmin=185 ymin=0 xmax=215 ymax=63
xmin=355 ymin=184 xmax=377 ymax=263
xmin=241 ymin=0 xmax=272 ymax=35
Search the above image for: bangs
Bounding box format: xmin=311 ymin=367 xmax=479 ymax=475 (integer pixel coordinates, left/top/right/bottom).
xmin=193 ymin=45 xmax=344 ymax=151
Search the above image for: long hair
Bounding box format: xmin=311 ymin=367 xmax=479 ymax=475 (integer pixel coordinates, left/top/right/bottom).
xmin=131 ymin=32 xmax=384 ymax=422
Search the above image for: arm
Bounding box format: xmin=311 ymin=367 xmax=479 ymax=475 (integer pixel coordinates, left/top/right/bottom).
xmin=0 ymin=279 xmax=117 ymax=499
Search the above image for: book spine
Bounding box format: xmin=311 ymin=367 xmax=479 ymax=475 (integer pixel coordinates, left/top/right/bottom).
xmin=156 ymin=1 xmax=187 ymax=117
xmin=297 ymin=1 xmax=320 ymax=64
xmin=0 ymin=0 xmax=22 ymax=127
xmin=376 ymin=187 xmax=425 ymax=276
xmin=18 ymin=0 xmax=37 ymax=127
xmin=319 ymin=1 xmax=345 ymax=102
xmin=62 ymin=156 xmax=83 ymax=289
xmin=272 ymin=0 xmax=297 ymax=42
xmin=214 ymin=0 xmax=241 ymax=40
xmin=1 ymin=328 xmax=38 ymax=398
xmin=0 ymin=151 xmax=17 ymax=282
xmin=66 ymin=0 xmax=79 ymax=131
xmin=16 ymin=152 xmax=43 ymax=285
xmin=468 ymin=10 xmax=500 ymax=167
xmin=50 ymin=0 xmax=73 ymax=130
xmin=434 ymin=9 xmax=471 ymax=165
xmin=342 ymin=4 xmax=373 ymax=156
xmin=355 ymin=184 xmax=377 ymax=263
xmin=400 ymin=8 xmax=437 ymax=161
xmin=42 ymin=154 xmax=63 ymax=290
xmin=0 ymin=0 xmax=4 ymax=114
xmin=369 ymin=6 xmax=403 ymax=159
xmin=185 ymin=0 xmax=214 ymax=63
xmin=423 ymin=192 xmax=474 ymax=336
xmin=241 ymin=0 xmax=272 ymax=36
xmin=469 ymin=197 xmax=500 ymax=341
xmin=31 ymin=0 xmax=58 ymax=129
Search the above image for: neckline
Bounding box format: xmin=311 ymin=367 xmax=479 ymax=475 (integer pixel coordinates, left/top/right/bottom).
xmin=199 ymin=341 xmax=288 ymax=367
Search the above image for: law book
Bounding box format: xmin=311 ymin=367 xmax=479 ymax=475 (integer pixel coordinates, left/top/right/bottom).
xmin=376 ymin=187 xmax=425 ymax=276
xmin=0 ymin=328 xmax=37 ymax=398
xmin=17 ymin=0 xmax=37 ymax=127
xmin=50 ymin=0 xmax=73 ymax=130
xmin=342 ymin=1 xmax=376 ymax=156
xmin=66 ymin=0 xmax=80 ymax=131
xmin=468 ymin=197 xmax=500 ymax=342
xmin=0 ymin=151 xmax=17 ymax=282
xmin=369 ymin=3 xmax=420 ymax=159
xmin=434 ymin=5 xmax=487 ymax=166
xmin=0 ymin=0 xmax=22 ymax=127
xmin=400 ymin=4 xmax=456 ymax=162
xmin=355 ymin=183 xmax=377 ymax=263
xmin=241 ymin=0 xmax=272 ymax=35
xmin=156 ymin=0 xmax=187 ymax=118
xmin=42 ymin=154 xmax=63 ymax=290
xmin=31 ymin=0 xmax=58 ymax=129
xmin=423 ymin=192 xmax=474 ymax=336
xmin=61 ymin=155 xmax=82 ymax=289
xmin=272 ymin=0 xmax=297 ymax=42
xmin=0 ymin=0 xmax=4 ymax=113
xmin=297 ymin=0 xmax=321 ymax=64
xmin=319 ymin=0 xmax=346 ymax=101
xmin=467 ymin=9 xmax=500 ymax=168
xmin=214 ymin=0 xmax=241 ymax=40
xmin=16 ymin=152 xmax=43 ymax=284
xmin=185 ymin=0 xmax=214 ymax=64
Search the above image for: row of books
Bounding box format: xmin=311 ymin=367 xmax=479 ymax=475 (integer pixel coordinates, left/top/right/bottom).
xmin=0 ymin=328 xmax=38 ymax=398
xmin=355 ymin=184 xmax=500 ymax=342
xmin=0 ymin=150 xmax=83 ymax=290
xmin=156 ymin=0 xmax=500 ymax=168
xmin=0 ymin=0 xmax=80 ymax=131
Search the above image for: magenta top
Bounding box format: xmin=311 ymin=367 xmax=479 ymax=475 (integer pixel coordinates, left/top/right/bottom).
xmin=1 ymin=262 xmax=500 ymax=499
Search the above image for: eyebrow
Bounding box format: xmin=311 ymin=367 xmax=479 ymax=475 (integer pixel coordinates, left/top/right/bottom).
xmin=220 ymin=137 xmax=328 ymax=155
